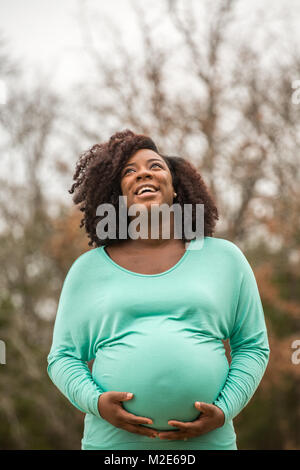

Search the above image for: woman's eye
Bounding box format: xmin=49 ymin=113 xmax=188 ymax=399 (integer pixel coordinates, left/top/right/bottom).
xmin=123 ymin=163 xmax=162 ymax=175
xmin=151 ymin=163 xmax=162 ymax=168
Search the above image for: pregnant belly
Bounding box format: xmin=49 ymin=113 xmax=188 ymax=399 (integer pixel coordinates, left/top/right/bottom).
xmin=93 ymin=331 xmax=229 ymax=431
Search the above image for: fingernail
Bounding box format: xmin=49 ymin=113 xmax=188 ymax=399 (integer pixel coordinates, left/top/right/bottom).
xmin=127 ymin=393 xmax=133 ymax=398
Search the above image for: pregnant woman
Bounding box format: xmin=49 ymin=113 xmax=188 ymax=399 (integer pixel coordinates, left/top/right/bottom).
xmin=47 ymin=129 xmax=270 ymax=450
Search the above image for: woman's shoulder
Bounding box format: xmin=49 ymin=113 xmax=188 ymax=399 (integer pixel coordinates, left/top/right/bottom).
xmin=204 ymin=236 xmax=242 ymax=252
xmin=203 ymin=236 xmax=250 ymax=268
xmin=64 ymin=247 xmax=102 ymax=282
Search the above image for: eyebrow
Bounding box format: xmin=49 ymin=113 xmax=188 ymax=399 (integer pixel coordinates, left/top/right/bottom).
xmin=123 ymin=158 xmax=164 ymax=169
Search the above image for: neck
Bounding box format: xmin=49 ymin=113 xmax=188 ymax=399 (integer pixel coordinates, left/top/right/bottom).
xmin=126 ymin=212 xmax=183 ymax=249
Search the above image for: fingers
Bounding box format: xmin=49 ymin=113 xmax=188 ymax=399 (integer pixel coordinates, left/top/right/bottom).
xmin=125 ymin=423 xmax=159 ymax=439
xmin=116 ymin=392 xmax=154 ymax=426
xmin=111 ymin=391 xmax=134 ymax=402
xmin=168 ymin=420 xmax=189 ymax=429
xmin=114 ymin=410 xmax=158 ymax=437
xmin=159 ymin=425 xmax=200 ymax=440
xmin=121 ymin=410 xmax=153 ymax=426
xmin=194 ymin=401 xmax=213 ymax=414
xmin=115 ymin=409 xmax=158 ymax=437
xmin=105 ymin=391 xmax=157 ymax=438
xmin=158 ymin=431 xmax=187 ymax=440
xmin=164 ymin=415 xmax=207 ymax=439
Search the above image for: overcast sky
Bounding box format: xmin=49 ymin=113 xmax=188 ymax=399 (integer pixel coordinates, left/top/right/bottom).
xmin=1 ymin=0 xmax=300 ymax=94
xmin=0 ymin=0 xmax=299 ymax=213
xmin=0 ymin=0 xmax=148 ymax=92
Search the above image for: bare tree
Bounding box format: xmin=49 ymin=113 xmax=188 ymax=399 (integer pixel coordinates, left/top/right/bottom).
xmin=1 ymin=0 xmax=300 ymax=449
xmin=68 ymin=0 xmax=300 ymax=449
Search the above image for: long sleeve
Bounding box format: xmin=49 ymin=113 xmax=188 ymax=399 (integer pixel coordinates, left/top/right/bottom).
xmin=47 ymin=255 xmax=104 ymax=418
xmin=213 ymin=250 xmax=270 ymax=424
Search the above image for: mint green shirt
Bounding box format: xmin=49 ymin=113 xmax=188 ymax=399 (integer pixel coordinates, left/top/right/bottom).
xmin=47 ymin=237 xmax=270 ymax=450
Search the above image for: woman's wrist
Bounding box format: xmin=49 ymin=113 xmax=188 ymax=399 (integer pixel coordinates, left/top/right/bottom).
xmin=213 ymin=404 xmax=226 ymax=427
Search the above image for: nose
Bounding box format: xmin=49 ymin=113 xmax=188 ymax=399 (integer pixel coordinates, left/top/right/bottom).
xmin=135 ymin=167 xmax=153 ymax=181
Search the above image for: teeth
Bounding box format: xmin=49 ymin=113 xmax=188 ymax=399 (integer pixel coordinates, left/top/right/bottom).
xmin=137 ymin=186 xmax=157 ymax=195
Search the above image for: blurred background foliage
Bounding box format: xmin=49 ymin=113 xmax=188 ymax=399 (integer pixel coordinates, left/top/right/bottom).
xmin=0 ymin=0 xmax=299 ymax=449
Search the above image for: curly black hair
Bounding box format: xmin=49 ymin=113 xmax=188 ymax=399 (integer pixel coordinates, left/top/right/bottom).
xmin=68 ymin=129 xmax=219 ymax=247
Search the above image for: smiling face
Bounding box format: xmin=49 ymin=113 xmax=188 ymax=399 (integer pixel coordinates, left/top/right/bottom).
xmin=120 ymin=149 xmax=175 ymax=210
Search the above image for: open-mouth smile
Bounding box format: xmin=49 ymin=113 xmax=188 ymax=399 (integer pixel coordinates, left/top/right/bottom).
xmin=134 ymin=184 xmax=160 ymax=197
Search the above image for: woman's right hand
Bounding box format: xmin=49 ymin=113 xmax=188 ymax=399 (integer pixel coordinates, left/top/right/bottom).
xmin=98 ymin=391 xmax=159 ymax=439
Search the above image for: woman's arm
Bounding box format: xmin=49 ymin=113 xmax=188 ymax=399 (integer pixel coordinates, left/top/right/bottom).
xmin=213 ymin=251 xmax=270 ymax=425
xmin=47 ymin=256 xmax=104 ymax=418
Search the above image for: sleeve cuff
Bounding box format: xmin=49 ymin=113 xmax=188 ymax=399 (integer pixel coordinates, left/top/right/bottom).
xmin=213 ymin=401 xmax=231 ymax=426
xmin=93 ymin=392 xmax=104 ymax=419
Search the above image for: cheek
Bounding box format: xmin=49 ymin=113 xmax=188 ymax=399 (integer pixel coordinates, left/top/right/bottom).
xmin=163 ymin=176 xmax=174 ymax=197
xmin=158 ymin=171 xmax=172 ymax=187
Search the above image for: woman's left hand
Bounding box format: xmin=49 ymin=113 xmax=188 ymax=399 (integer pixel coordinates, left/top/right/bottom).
xmin=157 ymin=402 xmax=225 ymax=441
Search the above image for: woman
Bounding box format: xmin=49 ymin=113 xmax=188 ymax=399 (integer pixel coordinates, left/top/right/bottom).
xmin=47 ymin=129 xmax=270 ymax=450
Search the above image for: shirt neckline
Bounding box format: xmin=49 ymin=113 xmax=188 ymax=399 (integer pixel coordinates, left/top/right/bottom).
xmin=98 ymin=238 xmax=201 ymax=277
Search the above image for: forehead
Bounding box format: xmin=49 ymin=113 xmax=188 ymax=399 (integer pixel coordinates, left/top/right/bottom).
xmin=125 ymin=149 xmax=164 ymax=165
